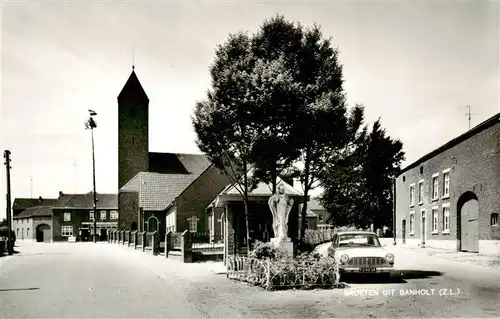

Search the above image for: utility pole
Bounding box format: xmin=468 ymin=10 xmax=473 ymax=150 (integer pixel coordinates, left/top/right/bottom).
xmin=4 ymin=150 xmax=13 ymax=255
xmin=85 ymin=110 xmax=98 ymax=243
xmin=392 ymin=177 xmax=396 ymax=245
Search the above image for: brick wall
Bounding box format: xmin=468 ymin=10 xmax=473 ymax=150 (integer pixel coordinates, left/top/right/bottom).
xmin=13 ymin=218 xmax=34 ymax=241
xmin=118 ymin=100 xmax=149 ymax=190
xmin=176 ymin=165 xmax=231 ymax=233
xmin=52 ymin=208 xmax=117 ymax=241
xmin=53 ymin=209 xmax=87 ymax=241
xmin=118 ymin=191 xmax=139 ymax=230
xmin=396 ymin=120 xmax=500 ymax=250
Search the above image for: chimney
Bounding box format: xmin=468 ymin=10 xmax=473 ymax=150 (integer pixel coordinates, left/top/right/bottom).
xmin=38 ymin=196 xmax=43 ymax=204
xmin=59 ymin=191 xmax=64 ymax=197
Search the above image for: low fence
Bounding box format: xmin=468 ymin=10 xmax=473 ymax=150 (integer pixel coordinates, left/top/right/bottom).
xmin=226 ymin=256 xmax=340 ymax=290
xmin=108 ymin=229 xmax=223 ymax=262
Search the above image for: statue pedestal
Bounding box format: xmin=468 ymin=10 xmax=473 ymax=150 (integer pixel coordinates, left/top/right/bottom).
xmin=270 ymin=237 xmax=293 ymax=255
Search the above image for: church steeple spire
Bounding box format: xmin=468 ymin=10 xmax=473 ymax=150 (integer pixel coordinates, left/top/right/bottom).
xmin=117 ymin=68 xmax=149 ymax=103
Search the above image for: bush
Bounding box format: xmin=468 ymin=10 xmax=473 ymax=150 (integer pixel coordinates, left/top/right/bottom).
xmin=246 ymin=241 xmax=340 ymax=290
xmin=267 ymin=251 xmax=339 ymax=289
xmin=249 ymin=241 xmax=286 ymax=260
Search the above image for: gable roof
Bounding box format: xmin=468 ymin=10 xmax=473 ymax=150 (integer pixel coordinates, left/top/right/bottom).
xmin=221 ymin=177 xmax=303 ymax=197
xmin=120 ymin=152 xmax=213 ymax=211
xmin=120 ymin=170 xmax=211 ymax=211
xmin=54 ymin=192 xmax=118 ymax=209
xmin=14 ymin=206 xmax=53 ymax=219
xmin=12 ymin=198 xmax=57 ymax=210
xmin=399 ymin=112 xmax=500 ymax=176
xmin=117 ymin=69 xmax=149 ymax=103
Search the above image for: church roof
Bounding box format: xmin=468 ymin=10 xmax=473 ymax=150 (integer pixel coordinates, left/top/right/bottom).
xmin=121 ymin=172 xmax=202 ymax=211
xmin=117 ymin=69 xmax=149 ymax=103
xmin=148 ymin=152 xmax=211 ymax=174
xmin=120 ymin=153 xmax=213 ymax=211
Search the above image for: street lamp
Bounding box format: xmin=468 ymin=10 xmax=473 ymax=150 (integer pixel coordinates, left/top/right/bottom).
xmin=85 ymin=110 xmax=98 ymax=243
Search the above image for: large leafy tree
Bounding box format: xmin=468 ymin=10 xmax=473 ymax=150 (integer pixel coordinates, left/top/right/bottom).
xmin=192 ymin=31 xmax=301 ymax=253
xmin=192 ymin=32 xmax=259 ymax=255
xmin=248 ymin=18 xmax=305 ymax=193
xmin=245 ymin=15 xmax=365 ymax=241
xmin=321 ymin=118 xmax=405 ymax=230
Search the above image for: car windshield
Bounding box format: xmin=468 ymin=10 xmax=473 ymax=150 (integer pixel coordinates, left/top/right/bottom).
xmin=337 ymin=233 xmax=381 ymax=248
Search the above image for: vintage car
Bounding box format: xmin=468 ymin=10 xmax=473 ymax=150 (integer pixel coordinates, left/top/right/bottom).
xmin=327 ymin=231 xmax=395 ymax=276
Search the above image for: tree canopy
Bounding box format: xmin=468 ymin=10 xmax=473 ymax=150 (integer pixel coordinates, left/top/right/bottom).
xmin=193 ymin=14 xmax=406 ymax=247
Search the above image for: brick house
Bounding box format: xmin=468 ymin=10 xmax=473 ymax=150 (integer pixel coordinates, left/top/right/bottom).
xmin=298 ymin=198 xmax=331 ymax=231
xmin=52 ymin=191 xmax=118 ymax=242
xmin=119 ymin=154 xmax=231 ymax=236
xmin=395 ymin=112 xmax=500 ymax=255
xmin=12 ymin=197 xmax=57 ymax=218
xmin=209 ymin=177 xmax=304 ymax=260
xmin=12 ymin=196 xmax=57 ymax=242
xmin=13 ymin=206 xmax=54 ymax=242
xmin=116 ymin=68 xmax=231 ymax=236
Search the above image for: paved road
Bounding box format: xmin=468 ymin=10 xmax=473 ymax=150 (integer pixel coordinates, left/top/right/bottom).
xmin=1 ymin=242 xmax=499 ymax=318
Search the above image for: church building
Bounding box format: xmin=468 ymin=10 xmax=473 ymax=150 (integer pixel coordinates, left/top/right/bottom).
xmin=116 ymin=67 xmax=231 ymax=237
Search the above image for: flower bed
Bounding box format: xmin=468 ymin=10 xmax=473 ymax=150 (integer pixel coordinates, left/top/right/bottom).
xmin=227 ymin=241 xmax=342 ymax=290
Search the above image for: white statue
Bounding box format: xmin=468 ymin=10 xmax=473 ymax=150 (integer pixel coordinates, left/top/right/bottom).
xmin=268 ymin=183 xmax=294 ymax=241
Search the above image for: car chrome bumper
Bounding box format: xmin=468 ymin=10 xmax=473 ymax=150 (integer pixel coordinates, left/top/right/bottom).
xmin=340 ymin=267 xmax=394 ymax=273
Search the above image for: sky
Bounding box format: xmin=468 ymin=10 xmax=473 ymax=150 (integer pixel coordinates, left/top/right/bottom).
xmin=1 ymin=0 xmax=499 ymax=219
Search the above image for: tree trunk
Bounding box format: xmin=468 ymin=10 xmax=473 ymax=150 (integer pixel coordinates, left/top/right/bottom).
xmin=300 ymin=148 xmax=311 ymax=242
xmin=271 ymin=167 xmax=277 ymax=194
xmin=243 ymin=161 xmax=251 ymax=256
xmin=300 ymin=187 xmax=309 ymax=241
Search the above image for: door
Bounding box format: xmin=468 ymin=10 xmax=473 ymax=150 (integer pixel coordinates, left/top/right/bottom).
xmin=421 ymin=211 xmax=426 ymax=245
xmin=36 ymin=229 xmax=44 ymax=242
xmin=461 ymin=199 xmax=479 ymax=252
xmin=402 ymin=220 xmax=406 ymax=244
xmin=36 ymin=224 xmax=51 ymax=243
xmin=147 ymin=216 xmax=159 ymax=233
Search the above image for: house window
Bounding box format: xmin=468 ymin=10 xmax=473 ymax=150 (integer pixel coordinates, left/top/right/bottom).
xmin=17 ymin=228 xmax=19 ymax=236
xmin=418 ymin=180 xmax=424 ymax=204
xmin=409 ymin=184 xmax=415 ymax=207
xmin=409 ymin=212 xmax=415 ymax=235
xmin=61 ymin=225 xmax=73 ymax=237
xmin=188 ymin=216 xmax=199 ymax=233
xmin=432 ymin=209 xmax=438 ymax=234
xmin=491 ymin=213 xmax=499 ymax=226
xmin=432 ymin=175 xmax=439 ymax=200
xmin=443 ymin=207 xmax=450 ymax=233
xmin=443 ymin=171 xmax=450 ymax=198
xmin=110 ymin=211 xmax=119 ymax=220
xmin=89 ymin=210 xmax=94 ymax=221
xmin=64 ymin=212 xmax=71 ymax=222
xmin=100 ymin=211 xmax=107 ymax=220
xmin=27 ymin=228 xmax=30 ymax=237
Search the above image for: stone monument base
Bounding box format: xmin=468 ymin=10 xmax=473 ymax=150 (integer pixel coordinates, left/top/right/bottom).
xmin=270 ymin=237 xmax=294 ymax=255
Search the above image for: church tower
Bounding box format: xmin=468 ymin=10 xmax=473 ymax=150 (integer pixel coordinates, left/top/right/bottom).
xmin=117 ymin=67 xmax=149 ymax=189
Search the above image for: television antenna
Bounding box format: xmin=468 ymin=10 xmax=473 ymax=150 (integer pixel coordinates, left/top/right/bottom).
xmin=462 ymin=106 xmax=477 ymax=130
